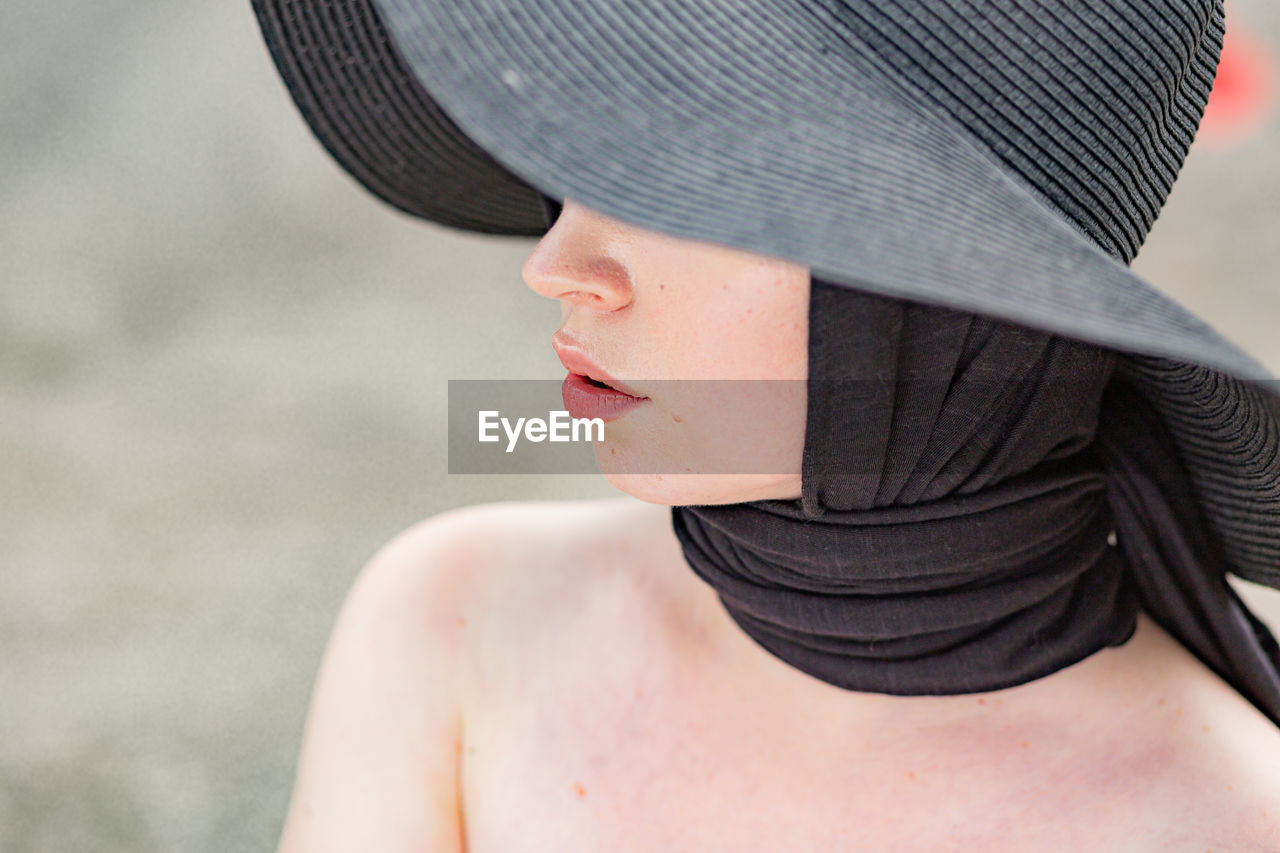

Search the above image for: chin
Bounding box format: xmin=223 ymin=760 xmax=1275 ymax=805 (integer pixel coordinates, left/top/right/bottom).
xmin=588 ymin=406 xmax=805 ymax=505
xmin=599 ymin=470 xmax=802 ymax=507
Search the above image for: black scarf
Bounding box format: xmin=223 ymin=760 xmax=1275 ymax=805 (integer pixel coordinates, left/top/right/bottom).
xmin=673 ymin=280 xmax=1280 ymax=720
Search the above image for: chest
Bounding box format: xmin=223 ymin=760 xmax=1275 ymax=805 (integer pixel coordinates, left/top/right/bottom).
xmin=457 ymin=618 xmax=1184 ymax=852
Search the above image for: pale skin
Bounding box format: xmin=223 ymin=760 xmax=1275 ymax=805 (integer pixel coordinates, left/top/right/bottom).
xmin=277 ymin=201 xmax=1280 ymax=852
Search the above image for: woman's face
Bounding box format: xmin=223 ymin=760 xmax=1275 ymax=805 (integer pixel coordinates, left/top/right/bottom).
xmin=522 ymin=198 xmax=809 ymax=506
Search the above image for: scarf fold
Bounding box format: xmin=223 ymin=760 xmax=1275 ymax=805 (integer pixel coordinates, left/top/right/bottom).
xmin=673 ymin=279 xmax=1280 ymax=721
xmin=1096 ymin=374 xmax=1280 ymax=720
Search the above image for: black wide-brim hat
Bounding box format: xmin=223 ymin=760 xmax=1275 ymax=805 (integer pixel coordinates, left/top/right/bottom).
xmin=251 ymin=0 xmax=1280 ymax=592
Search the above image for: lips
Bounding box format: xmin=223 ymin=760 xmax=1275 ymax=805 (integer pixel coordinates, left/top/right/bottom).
xmin=553 ymin=337 xmax=649 ymax=423
xmin=560 ymin=373 xmax=648 ymax=422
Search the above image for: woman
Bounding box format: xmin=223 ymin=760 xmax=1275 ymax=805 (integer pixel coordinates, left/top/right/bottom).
xmin=253 ymin=0 xmax=1280 ymax=849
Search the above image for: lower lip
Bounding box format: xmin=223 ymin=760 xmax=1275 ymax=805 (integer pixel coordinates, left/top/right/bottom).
xmin=561 ymin=373 xmax=648 ymax=422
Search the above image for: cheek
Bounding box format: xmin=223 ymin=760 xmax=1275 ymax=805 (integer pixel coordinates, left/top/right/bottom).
xmin=595 ymin=268 xmax=810 ymax=505
xmin=605 ymin=378 xmax=807 ymax=475
xmin=605 ymin=384 xmax=805 ymax=505
xmin=594 ymin=387 xmax=806 ymax=504
xmin=661 ymin=272 xmax=809 ymax=382
xmin=661 ymin=379 xmax=807 ymax=466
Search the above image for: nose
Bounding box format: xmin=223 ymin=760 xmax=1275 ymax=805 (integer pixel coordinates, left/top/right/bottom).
xmin=521 ymin=197 xmax=634 ymax=312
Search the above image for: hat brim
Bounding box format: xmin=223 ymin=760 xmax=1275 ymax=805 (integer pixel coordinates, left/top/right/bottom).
xmin=258 ymin=0 xmax=1263 ymax=379
xmin=252 ymin=0 xmax=1280 ymax=591
xmin=253 ymin=0 xmax=547 ymax=234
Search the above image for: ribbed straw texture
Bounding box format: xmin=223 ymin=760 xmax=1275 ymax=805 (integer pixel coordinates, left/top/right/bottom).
xmin=253 ymin=0 xmax=1224 ymax=261
xmin=317 ymin=0 xmax=1248 ymax=372
xmin=253 ymin=0 xmax=545 ymax=233
xmin=813 ymin=1 xmax=1223 ymax=262
xmin=1122 ymin=357 xmax=1280 ymax=588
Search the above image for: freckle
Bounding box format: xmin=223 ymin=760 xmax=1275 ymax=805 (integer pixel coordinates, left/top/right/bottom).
xmin=456 ymin=616 xmax=468 ymax=627
xmin=610 ymin=447 xmax=616 ymax=456
xmin=1158 ymin=697 xmax=1165 ymax=705
xmin=1203 ymin=724 xmax=1211 ymax=732
xmin=907 ymin=771 xmax=916 ymax=781
xmin=573 ymin=783 xmax=587 ymax=798
xmin=722 ymin=284 xmax=729 ymax=291
xmin=635 ymin=688 xmax=644 ymax=698
xmin=1020 ymin=741 xmax=1028 ymax=749
xmin=673 ymin=414 xmax=683 ymax=423
xmin=1227 ymin=784 xmax=1234 ymax=791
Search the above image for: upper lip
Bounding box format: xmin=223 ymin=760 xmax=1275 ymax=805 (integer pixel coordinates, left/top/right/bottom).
xmin=552 ymin=335 xmax=646 ymax=398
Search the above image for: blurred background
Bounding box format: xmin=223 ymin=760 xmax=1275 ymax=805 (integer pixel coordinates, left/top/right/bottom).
xmin=2 ymin=2 xmax=1278 ymax=850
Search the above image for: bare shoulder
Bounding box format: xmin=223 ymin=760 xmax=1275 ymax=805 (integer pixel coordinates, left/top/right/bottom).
xmin=354 ymin=496 xmax=671 ymax=621
xmin=1098 ymin=616 xmax=1280 ymax=846
xmin=412 ymin=497 xmax=694 ymax=664
xmin=382 ymin=495 xmax=669 ymax=557
xmin=359 ymin=495 xmax=690 ymax=672
xmin=1152 ymin=707 xmax=1280 ymax=848
xmin=373 ymin=496 xmax=676 ymax=606
xmin=1169 ymin=671 xmax=1280 ymax=845
xmin=276 ymin=498 xmax=668 ymax=852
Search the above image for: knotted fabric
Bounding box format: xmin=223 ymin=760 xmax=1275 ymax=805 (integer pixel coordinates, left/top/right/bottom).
xmin=673 ymin=280 xmax=1140 ymax=694
xmin=674 ymin=280 xmax=1280 ymax=716
xmin=1095 ymin=372 xmax=1280 ymax=720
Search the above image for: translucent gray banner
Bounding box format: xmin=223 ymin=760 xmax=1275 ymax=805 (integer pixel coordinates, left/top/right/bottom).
xmin=445 ymin=376 xmax=1181 ymax=475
